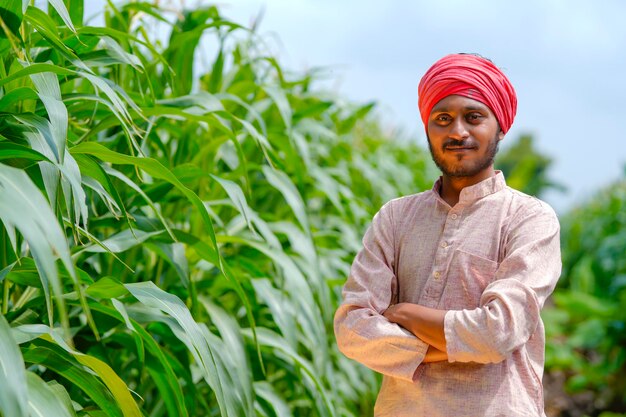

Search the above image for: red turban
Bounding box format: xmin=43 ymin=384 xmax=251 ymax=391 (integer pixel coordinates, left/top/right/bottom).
xmin=418 ymin=54 xmax=517 ymax=134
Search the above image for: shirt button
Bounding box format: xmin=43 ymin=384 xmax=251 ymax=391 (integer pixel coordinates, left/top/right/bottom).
xmin=441 ymin=241 xmax=448 ymax=248
xmin=450 ymin=213 xmax=458 ymax=220
xmin=433 ymin=271 xmax=441 ymax=280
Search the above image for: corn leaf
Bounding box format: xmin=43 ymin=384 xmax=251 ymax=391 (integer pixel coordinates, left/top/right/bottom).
xmin=0 ymin=314 xmax=28 ymax=417
xmin=26 ymin=371 xmax=77 ymax=417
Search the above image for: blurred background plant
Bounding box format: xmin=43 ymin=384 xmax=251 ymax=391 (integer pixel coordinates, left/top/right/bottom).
xmin=0 ymin=1 xmax=624 ymax=416
xmin=542 ymin=174 xmax=626 ymax=417
xmin=496 ymin=134 xmax=566 ymax=199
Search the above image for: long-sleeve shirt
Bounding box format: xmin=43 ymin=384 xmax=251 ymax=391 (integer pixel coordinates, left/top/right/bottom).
xmin=334 ymin=172 xmax=561 ymax=417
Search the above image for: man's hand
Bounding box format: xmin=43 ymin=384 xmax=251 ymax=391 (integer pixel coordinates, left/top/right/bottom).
xmin=383 ymin=303 xmax=448 ymax=354
xmin=382 ymin=303 xmax=414 ymax=326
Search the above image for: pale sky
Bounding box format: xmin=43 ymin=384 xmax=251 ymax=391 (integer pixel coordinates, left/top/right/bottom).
xmin=83 ymin=0 xmax=626 ymax=213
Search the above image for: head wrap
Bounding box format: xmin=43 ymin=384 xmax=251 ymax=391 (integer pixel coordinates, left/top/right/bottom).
xmin=418 ymin=54 xmax=517 ymax=133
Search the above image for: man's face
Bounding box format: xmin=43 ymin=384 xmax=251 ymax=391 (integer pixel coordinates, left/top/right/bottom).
xmin=426 ymin=94 xmax=504 ymax=179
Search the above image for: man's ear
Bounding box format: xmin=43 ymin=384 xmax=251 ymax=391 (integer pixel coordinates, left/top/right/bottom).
xmin=498 ymin=130 xmax=505 ymax=141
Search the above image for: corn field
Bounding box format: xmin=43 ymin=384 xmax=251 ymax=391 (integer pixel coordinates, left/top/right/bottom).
xmin=0 ymin=1 xmax=434 ymax=416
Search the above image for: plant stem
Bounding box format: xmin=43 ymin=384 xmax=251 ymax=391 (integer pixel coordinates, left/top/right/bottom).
xmin=2 ymin=278 xmax=9 ymax=315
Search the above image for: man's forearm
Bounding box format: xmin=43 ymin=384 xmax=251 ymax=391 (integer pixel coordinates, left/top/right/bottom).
xmin=423 ymin=346 xmax=448 ymax=362
xmin=383 ymin=303 xmax=447 ymax=352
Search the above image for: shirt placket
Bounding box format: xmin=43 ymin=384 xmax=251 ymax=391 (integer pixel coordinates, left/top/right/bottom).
xmin=419 ymin=207 xmax=462 ymax=308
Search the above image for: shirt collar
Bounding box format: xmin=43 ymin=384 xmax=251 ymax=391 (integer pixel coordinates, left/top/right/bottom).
xmin=431 ymin=171 xmax=507 ymax=204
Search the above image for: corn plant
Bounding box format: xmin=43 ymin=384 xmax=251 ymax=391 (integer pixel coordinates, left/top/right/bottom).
xmin=0 ymin=1 xmax=433 ymax=416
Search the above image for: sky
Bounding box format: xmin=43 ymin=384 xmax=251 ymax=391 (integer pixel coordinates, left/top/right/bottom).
xmin=84 ymin=0 xmax=626 ymax=214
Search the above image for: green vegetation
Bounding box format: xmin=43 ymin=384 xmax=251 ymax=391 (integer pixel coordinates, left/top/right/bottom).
xmin=543 ymin=175 xmax=626 ymax=415
xmin=1 ymin=1 xmax=625 ymax=417
xmin=496 ymin=134 xmax=565 ymax=198
xmin=0 ymin=1 xmax=431 ymax=416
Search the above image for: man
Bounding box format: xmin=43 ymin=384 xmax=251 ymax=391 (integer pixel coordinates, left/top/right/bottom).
xmin=333 ymin=53 xmax=561 ymax=416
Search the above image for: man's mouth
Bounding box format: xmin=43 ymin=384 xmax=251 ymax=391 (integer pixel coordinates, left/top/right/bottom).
xmin=445 ymin=146 xmax=476 ymax=152
xmin=443 ymin=139 xmax=478 ymax=152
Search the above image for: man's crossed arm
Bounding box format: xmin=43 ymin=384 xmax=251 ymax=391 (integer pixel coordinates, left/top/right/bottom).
xmin=383 ymin=303 xmax=448 ymax=363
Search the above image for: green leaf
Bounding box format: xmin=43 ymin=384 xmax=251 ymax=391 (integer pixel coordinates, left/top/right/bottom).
xmin=21 ymin=342 xmax=124 ymax=417
xmin=78 ymin=71 xmax=139 ymax=127
xmin=200 ymin=297 xmax=254 ymax=416
xmin=0 ymin=314 xmax=28 ymax=417
xmin=158 ymin=91 xmax=224 ymax=112
xmin=254 ymin=381 xmax=292 ymax=417
xmin=243 ymin=327 xmax=335 ymax=417
xmin=68 ymin=0 xmax=83 ymax=27
xmin=86 ymin=276 xmax=129 ymax=299
xmin=23 ymin=7 xmax=83 ymax=68
xmin=78 ymin=228 xmax=162 ymax=254
xmin=14 ymin=117 xmax=87 ymax=229
xmin=145 ymin=242 xmax=189 ymax=287
xmin=15 ymin=113 xmax=61 ymax=162
xmin=29 ymin=70 xmax=68 ymax=162
xmin=236 ymin=116 xmax=274 ymax=165
xmin=47 ymin=0 xmax=77 ymax=33
xmin=262 ymin=165 xmax=310 ymax=232
xmin=211 ymin=174 xmax=255 ymax=234
xmin=26 ymin=371 xmax=77 ymax=417
xmin=74 ymin=153 xmax=127 ymax=218
xmin=0 ymin=142 xmax=52 ymax=164
xmin=270 ymin=221 xmax=317 ymax=266
xmin=15 ymin=326 xmax=142 ymax=417
xmin=218 ymin=235 xmax=325 ymax=351
xmin=103 ymin=164 xmax=175 ymax=240
xmin=215 ymin=92 xmax=267 ymax=136
xmin=87 ymin=301 xmax=189 ymax=417
xmin=207 ymin=45 xmax=224 ymax=93
xmin=0 ymin=164 xmax=74 ymax=332
xmin=59 ymin=148 xmax=89 ymax=227
xmin=167 ymin=230 xmax=261 ymax=365
xmin=252 ymin=278 xmax=296 ymax=348
xmin=0 ymin=0 xmax=25 ymax=55
xmin=262 ymin=85 xmax=292 ymax=130
xmin=554 ymin=291 xmax=617 ymax=319
xmin=70 ymin=142 xmax=220 ymax=263
xmin=0 ymin=64 xmax=74 ymax=89
xmin=124 ymin=281 xmax=240 ymax=417
xmin=77 ymin=25 xmax=173 ymax=73
xmin=100 ymin=36 xmax=143 ymax=70
xmin=309 ymin=165 xmax=345 ymax=215
xmin=337 ymin=102 xmax=375 ymax=134
xmin=75 ymin=354 xmax=142 ymax=417
xmin=0 ymin=86 xmax=40 ymax=110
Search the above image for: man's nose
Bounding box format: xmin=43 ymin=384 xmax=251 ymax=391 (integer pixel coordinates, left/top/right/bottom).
xmin=448 ymin=118 xmax=469 ymax=139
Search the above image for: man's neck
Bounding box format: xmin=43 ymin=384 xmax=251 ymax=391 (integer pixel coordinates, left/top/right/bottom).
xmin=439 ymin=167 xmax=496 ymax=207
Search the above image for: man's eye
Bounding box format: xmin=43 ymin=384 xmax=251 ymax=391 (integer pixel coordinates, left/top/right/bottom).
xmin=467 ymin=113 xmax=483 ymax=122
xmin=436 ymin=115 xmax=450 ymax=122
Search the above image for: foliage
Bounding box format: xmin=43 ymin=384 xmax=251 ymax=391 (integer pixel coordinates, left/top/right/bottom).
xmin=496 ymin=133 xmax=565 ymax=198
xmin=543 ymin=175 xmax=626 ymax=413
xmin=0 ymin=1 xmax=432 ymax=416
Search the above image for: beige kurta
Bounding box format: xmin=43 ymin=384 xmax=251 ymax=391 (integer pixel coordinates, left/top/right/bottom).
xmin=334 ymin=172 xmax=561 ymax=417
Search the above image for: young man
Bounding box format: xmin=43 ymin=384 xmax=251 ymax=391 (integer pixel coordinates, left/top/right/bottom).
xmin=334 ymin=54 xmax=561 ymax=416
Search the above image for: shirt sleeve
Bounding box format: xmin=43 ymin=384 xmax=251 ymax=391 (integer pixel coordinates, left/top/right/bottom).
xmin=334 ymin=201 xmax=428 ymax=382
xmin=444 ymin=202 xmax=562 ymax=364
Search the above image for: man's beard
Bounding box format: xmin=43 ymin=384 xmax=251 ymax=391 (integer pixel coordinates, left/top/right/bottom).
xmin=427 ymin=134 xmax=500 ymax=178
